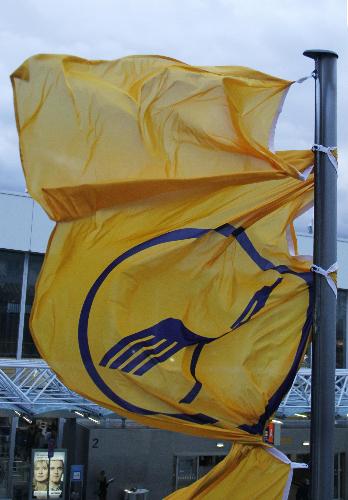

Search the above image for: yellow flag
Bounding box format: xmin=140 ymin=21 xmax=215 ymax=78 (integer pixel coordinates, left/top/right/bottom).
xmin=12 ymin=54 xmax=313 ymax=499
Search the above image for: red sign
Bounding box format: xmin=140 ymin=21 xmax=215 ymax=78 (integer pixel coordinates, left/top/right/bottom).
xmin=264 ymin=422 xmax=275 ymax=444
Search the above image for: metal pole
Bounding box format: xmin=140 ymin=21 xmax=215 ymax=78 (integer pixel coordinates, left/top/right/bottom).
xmin=8 ymin=416 xmax=18 ymax=498
xmin=47 ymin=456 xmax=51 ymax=500
xmin=16 ymin=252 xmax=29 ymax=359
xmin=303 ymin=49 xmax=338 ymax=500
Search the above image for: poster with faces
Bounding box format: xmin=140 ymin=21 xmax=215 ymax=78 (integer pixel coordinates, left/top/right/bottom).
xmin=30 ymin=450 xmax=66 ymax=499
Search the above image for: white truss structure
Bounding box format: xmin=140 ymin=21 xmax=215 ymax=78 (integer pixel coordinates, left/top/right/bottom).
xmin=0 ymin=359 xmax=111 ymax=417
xmin=1 ymin=360 xmax=347 ymax=418
xmin=279 ymin=368 xmax=348 ymax=416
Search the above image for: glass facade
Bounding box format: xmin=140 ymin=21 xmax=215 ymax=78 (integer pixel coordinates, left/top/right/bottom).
xmin=334 ymin=452 xmax=346 ymax=500
xmin=290 ymin=452 xmax=345 ymax=500
xmin=174 ymin=454 xmax=226 ymax=490
xmin=13 ymin=417 xmax=58 ymax=500
xmin=0 ymin=417 xmax=10 ymax=497
xmin=337 ymin=290 xmax=347 ymax=369
xmin=0 ymin=250 xmax=24 ymax=357
xmin=301 ymin=288 xmax=347 ymax=369
xmin=22 ymin=254 xmax=44 ymax=358
xmin=0 ymin=250 xmax=43 ymax=359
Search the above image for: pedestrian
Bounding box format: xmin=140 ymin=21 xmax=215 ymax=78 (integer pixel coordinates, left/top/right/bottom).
xmin=25 ymin=424 xmax=36 ymax=460
xmin=97 ymin=470 xmax=114 ymax=500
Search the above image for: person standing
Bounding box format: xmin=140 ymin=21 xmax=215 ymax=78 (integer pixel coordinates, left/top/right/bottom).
xmin=97 ymin=470 xmax=114 ymax=500
xmin=25 ymin=424 xmax=36 ymax=460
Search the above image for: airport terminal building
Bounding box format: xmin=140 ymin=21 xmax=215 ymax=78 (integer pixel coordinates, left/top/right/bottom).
xmin=1 ymin=190 xmax=348 ymax=499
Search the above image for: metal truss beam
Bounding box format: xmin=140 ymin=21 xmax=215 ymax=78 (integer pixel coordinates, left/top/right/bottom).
xmin=0 ymin=359 xmax=111 ymax=417
xmin=1 ymin=360 xmax=348 ymax=419
xmin=278 ymin=368 xmax=348 ymax=417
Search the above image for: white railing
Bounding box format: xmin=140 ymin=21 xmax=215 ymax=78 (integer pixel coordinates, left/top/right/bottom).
xmin=1 ymin=359 xmax=347 ymax=418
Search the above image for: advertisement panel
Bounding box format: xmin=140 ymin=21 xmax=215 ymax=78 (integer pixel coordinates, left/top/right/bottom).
xmin=30 ymin=449 xmax=67 ymax=499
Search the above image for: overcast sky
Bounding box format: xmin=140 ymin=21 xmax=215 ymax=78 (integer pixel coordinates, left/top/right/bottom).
xmin=1 ymin=0 xmax=347 ymax=234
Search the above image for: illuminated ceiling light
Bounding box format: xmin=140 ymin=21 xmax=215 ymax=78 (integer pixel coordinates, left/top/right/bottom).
xmin=271 ymin=419 xmax=284 ymax=425
xmin=216 ymin=442 xmax=224 ymax=448
xmin=23 ymin=415 xmax=32 ymax=424
xmin=74 ymin=410 xmax=84 ymax=417
xmin=294 ymin=413 xmax=308 ymax=418
xmin=88 ymin=416 xmax=100 ymax=424
xmin=303 ymin=441 xmax=310 ymax=446
xmin=14 ymin=410 xmax=21 ymax=416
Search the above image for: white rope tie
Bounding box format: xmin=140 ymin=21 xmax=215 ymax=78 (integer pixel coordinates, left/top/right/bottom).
xmin=311 ymin=262 xmax=338 ymax=297
xmin=298 ymin=165 xmax=314 ymax=181
xmin=296 ymin=72 xmax=316 ymax=84
xmin=312 ymin=144 xmax=338 ymax=173
xmin=265 ymin=447 xmax=308 ymax=500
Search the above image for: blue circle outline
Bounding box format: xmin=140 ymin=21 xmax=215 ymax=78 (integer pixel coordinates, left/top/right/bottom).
xmin=78 ymin=227 xmax=218 ymax=422
xmin=78 ymin=223 xmax=312 ymax=429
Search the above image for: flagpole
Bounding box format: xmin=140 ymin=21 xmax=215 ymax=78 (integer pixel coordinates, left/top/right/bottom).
xmin=303 ymin=49 xmax=338 ymax=500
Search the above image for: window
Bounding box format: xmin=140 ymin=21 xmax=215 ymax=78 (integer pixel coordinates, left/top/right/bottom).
xmin=289 ymin=452 xmax=345 ymax=500
xmin=0 ymin=250 xmax=24 ymax=356
xmin=174 ymin=455 xmax=226 ymax=490
xmin=175 ymin=456 xmax=198 ymax=489
xmin=301 ymin=289 xmax=347 ymax=369
xmin=0 ymin=417 xmax=11 ymax=496
xmin=22 ymin=254 xmax=44 ymax=358
xmin=334 ymin=452 xmax=345 ymax=500
xmin=336 ymin=290 xmax=347 ymax=369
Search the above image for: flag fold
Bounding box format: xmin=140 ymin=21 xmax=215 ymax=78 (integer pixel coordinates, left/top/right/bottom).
xmin=165 ymin=444 xmax=306 ymax=500
xmin=12 ymin=54 xmax=314 ymax=499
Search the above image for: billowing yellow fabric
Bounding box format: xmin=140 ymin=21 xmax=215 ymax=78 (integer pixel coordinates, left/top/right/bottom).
xmin=12 ymin=54 xmax=313 ymax=499
xmin=166 ymin=444 xmax=291 ymax=500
